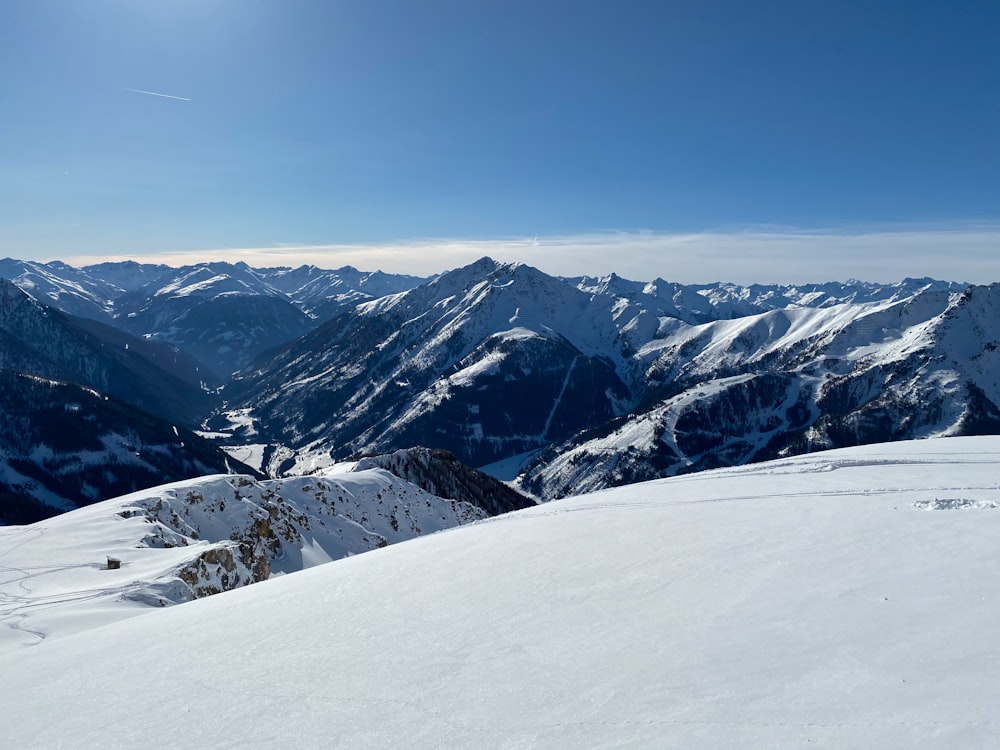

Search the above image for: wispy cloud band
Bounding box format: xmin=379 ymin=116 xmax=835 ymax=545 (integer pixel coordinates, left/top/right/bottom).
xmin=59 ymin=224 xmax=1000 ymax=284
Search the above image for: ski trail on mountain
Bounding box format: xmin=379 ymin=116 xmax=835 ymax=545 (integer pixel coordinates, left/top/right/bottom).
xmin=543 ymin=356 xmax=577 ymax=440
xmin=0 ymin=528 xmax=46 ymax=561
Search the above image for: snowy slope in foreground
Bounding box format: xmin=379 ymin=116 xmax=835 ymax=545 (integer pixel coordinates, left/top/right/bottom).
xmin=3 ymin=437 xmax=1000 ymax=748
xmin=0 ymin=469 xmax=485 ymax=654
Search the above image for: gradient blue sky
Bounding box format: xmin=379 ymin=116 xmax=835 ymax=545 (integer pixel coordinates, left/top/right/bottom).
xmin=2 ymin=0 xmax=998 ymax=282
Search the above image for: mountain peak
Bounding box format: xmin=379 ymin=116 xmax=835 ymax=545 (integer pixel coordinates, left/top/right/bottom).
xmin=466 ymin=255 xmax=502 ymax=273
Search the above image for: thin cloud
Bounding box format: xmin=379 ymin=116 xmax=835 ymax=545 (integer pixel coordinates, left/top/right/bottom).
xmin=58 ymin=224 xmax=1000 ymax=285
xmin=123 ymin=88 xmax=192 ymax=102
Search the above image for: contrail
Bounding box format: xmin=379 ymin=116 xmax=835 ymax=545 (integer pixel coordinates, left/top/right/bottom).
xmin=124 ymin=87 xmax=192 ymax=102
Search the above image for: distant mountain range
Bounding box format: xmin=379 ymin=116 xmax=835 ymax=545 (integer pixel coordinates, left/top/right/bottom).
xmin=0 ymin=258 xmax=429 ymax=380
xmin=217 ymin=257 xmax=990 ymax=500
xmin=2 ymin=255 xmax=996 ymax=519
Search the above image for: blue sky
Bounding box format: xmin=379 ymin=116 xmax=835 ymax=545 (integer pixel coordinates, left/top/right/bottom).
xmin=1 ymin=0 xmax=998 ymax=282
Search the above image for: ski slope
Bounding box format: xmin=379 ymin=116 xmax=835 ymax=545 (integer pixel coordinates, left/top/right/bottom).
xmin=2 ymin=436 xmax=999 ymax=748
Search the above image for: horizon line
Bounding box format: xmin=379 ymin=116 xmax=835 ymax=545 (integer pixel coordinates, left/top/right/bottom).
xmin=46 ymin=222 xmax=1000 ymax=285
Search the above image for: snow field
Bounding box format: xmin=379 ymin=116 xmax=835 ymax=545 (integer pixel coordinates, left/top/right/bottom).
xmin=0 ymin=468 xmax=486 ymax=654
xmin=1 ymin=436 xmax=999 ymax=747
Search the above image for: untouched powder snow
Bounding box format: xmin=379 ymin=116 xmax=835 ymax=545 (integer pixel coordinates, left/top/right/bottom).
xmin=2 ymin=436 xmax=1000 ymax=748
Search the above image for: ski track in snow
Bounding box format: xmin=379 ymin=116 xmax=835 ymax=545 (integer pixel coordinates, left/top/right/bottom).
xmin=542 ymin=355 xmax=577 ymax=440
xmin=0 ymin=467 xmax=491 ymax=652
xmin=486 ymin=483 xmax=1000 ymax=524
xmin=0 ymin=527 xmax=161 ymax=648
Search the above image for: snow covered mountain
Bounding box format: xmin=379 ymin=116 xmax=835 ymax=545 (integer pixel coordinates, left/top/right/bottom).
xmin=352 ymin=446 xmax=536 ymax=516
xmin=263 ymin=263 xmax=429 ymax=319
xmin=0 ymin=259 xmax=428 ymax=379
xmin=225 ymin=258 xmax=634 ymax=466
xmin=0 ymin=279 xmax=252 ymax=523
xmin=0 ymin=278 xmax=215 ymax=425
xmin=2 ymin=255 xmax=995 ymax=504
xmin=2 ymin=436 xmax=998 ymax=748
xmin=571 ymin=272 xmax=966 ymax=324
xmin=0 ymin=258 xmax=121 ymax=321
xmin=222 ymin=257 xmax=995 ymax=500
xmin=0 ymin=370 xmax=254 ymax=524
xmin=0 ymin=450 xmax=531 ymax=652
xmin=521 ymin=282 xmax=1000 ymax=497
xmin=81 ymin=259 xmax=172 ymax=292
xmin=108 ymin=262 xmax=316 ymax=379
xmin=0 ymin=467 xmax=489 ymax=653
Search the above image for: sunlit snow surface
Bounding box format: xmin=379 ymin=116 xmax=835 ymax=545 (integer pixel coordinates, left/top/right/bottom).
xmin=0 ymin=469 xmax=485 ymax=654
xmin=3 ymin=436 xmax=1000 ymax=748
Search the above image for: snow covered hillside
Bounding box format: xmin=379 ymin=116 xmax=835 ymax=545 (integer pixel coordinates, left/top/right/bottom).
xmin=0 ymin=278 xmax=214 ymax=426
xmin=0 ymin=467 xmax=488 ymax=654
xmin=520 ymin=282 xmax=1000 ymax=497
xmin=2 ymin=436 xmax=999 ymax=748
xmin=0 ymin=370 xmax=248 ymax=524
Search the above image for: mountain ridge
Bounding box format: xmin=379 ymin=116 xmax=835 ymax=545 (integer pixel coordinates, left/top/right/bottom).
xmin=213 ymin=257 xmax=995 ymax=499
xmin=3 ymin=256 xmax=996 ymax=505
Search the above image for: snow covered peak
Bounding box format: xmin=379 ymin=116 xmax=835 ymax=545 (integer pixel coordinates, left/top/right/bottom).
xmin=419 ymin=255 xmax=502 ymax=291
xmin=145 ymin=263 xmax=283 ymax=300
xmin=464 ymin=254 xmax=502 ymax=272
xmin=0 ymin=260 xmax=118 ymax=319
xmin=568 ymin=273 xmax=970 ymax=325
